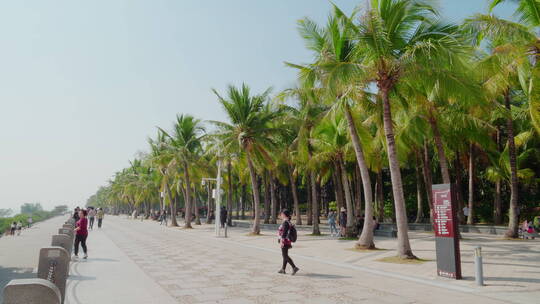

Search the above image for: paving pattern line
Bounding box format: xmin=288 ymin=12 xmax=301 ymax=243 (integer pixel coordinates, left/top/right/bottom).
xmin=176 ymin=227 xmax=477 ymax=294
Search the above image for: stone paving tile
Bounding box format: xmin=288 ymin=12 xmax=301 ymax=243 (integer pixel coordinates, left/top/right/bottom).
xmin=102 ymin=217 xmax=518 ymax=304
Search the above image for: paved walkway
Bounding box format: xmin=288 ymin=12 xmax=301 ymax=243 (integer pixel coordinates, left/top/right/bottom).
xmin=2 ymin=216 xmax=538 ymax=303
xmin=92 ymin=216 xmax=538 ymax=304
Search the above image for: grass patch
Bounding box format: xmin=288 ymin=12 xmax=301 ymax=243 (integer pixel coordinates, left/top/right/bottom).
xmin=305 ymin=233 xmax=327 ymax=236
xmin=347 ymin=247 xmax=387 ymax=252
xmin=376 ymin=256 xmax=431 ymax=264
xmin=338 ymin=237 xmax=358 ymax=241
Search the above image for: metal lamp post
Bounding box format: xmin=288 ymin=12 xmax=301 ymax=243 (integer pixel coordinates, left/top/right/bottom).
xmin=202 ymin=156 xmax=224 ymax=237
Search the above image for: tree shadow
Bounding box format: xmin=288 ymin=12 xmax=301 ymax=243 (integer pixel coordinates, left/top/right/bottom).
xmin=0 ymin=266 xmax=36 ymax=302
xmin=86 ymin=258 xmax=119 ymax=262
xmin=300 ymin=273 xmax=352 ymax=279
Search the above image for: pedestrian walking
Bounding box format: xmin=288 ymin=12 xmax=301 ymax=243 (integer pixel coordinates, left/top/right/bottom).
xmin=97 ymin=208 xmax=104 ymax=228
xmin=339 ymin=207 xmax=347 ymax=237
xmin=73 ymin=209 xmax=89 ymax=260
xmin=73 ymin=207 xmax=80 ymax=221
xmin=27 ymin=216 xmax=33 ymax=228
xmin=328 ymin=210 xmax=338 ymax=236
xmin=277 ymin=209 xmax=299 ymax=275
xmin=88 ymin=208 xmax=96 ymax=230
xmin=220 ymin=206 xmax=228 ymax=228
xmin=16 ymin=221 xmax=23 ymax=236
xmin=356 ymin=214 xmax=364 ymax=235
xmin=10 ymin=222 xmax=16 ymax=236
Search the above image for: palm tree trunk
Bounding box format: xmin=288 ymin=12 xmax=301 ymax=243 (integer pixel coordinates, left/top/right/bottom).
xmin=343 ymin=104 xmax=375 ymax=248
xmin=289 ymin=165 xmax=302 ymax=225
xmin=339 ymin=157 xmax=354 ymax=237
xmin=333 ymin=162 xmax=345 ymax=216
xmin=270 ymin=175 xmax=278 ymax=224
xmin=310 ymin=170 xmax=321 ymax=235
xmin=494 ymin=127 xmax=502 ymax=225
xmin=183 ymin=162 xmax=193 ymax=228
xmin=415 ymin=151 xmax=424 ymax=223
xmin=206 ymin=185 xmax=213 ymax=224
xmin=381 ymin=85 xmax=415 ymax=259
xmin=375 ymin=170 xmax=384 ymax=222
xmin=263 ymin=172 xmax=271 ymax=224
xmin=193 ymin=185 xmax=201 ymax=225
xmin=354 ymin=164 xmax=363 ymax=217
xmin=467 ymin=143 xmax=475 ymax=225
xmin=454 ymin=153 xmax=466 ymax=224
xmin=246 ymin=155 xmax=261 ymax=234
xmin=421 ymin=142 xmax=434 ymax=221
xmin=241 ymin=184 xmax=246 ymax=220
xmin=307 ymin=174 xmax=313 ymax=226
xmin=165 ymin=181 xmax=178 ymax=227
xmin=227 ymin=161 xmax=233 ymax=226
xmin=504 ymin=92 xmax=519 ymax=238
xmin=428 ymin=107 xmax=451 ymax=184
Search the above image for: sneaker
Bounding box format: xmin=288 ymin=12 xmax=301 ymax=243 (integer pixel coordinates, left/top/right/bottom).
xmin=292 ymin=267 xmax=300 ymax=276
xmin=83 ymin=254 xmax=88 ymax=259
xmin=278 ymin=269 xmax=286 ymax=274
xmin=72 ymin=255 xmax=78 ymax=261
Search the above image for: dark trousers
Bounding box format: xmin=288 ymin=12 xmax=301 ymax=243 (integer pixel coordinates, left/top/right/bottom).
xmin=98 ymin=218 xmax=103 ymax=228
xmin=74 ymin=234 xmax=88 ymax=255
xmin=89 ymin=217 xmax=95 ymax=229
xmin=281 ymin=247 xmax=296 ymax=270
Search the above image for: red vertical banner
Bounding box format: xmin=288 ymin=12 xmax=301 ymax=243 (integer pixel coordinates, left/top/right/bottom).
xmin=433 ymin=187 xmax=455 ymax=238
xmin=432 ymin=184 xmax=462 ymax=279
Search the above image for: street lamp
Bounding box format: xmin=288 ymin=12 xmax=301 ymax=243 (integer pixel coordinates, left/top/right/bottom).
xmin=201 ymin=157 xmax=225 ymax=237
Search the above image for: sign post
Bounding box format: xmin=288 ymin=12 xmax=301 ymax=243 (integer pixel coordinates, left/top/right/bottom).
xmin=432 ymin=183 xmax=462 ymax=279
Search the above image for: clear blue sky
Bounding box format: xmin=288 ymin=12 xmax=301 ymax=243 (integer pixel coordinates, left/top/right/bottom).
xmin=0 ymin=1 xmax=514 ymax=212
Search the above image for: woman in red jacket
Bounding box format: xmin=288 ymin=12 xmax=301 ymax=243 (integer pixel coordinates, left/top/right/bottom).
xmin=278 ymin=209 xmax=299 ymax=275
xmin=74 ymin=209 xmax=89 ymax=259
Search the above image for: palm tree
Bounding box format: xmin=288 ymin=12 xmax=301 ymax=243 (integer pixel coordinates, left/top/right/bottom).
xmin=148 ymin=130 xmax=179 ymax=226
xmin=311 ymin=113 xmax=356 ymax=235
xmin=342 ymin=0 xmax=470 ymax=258
xmin=161 ymin=114 xmax=205 ymax=229
xmin=212 ymin=84 xmax=280 ymax=235
xmin=290 ymin=8 xmax=377 ymax=246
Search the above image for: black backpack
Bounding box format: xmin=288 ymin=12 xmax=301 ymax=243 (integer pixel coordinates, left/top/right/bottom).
xmin=288 ymin=221 xmax=297 ymax=243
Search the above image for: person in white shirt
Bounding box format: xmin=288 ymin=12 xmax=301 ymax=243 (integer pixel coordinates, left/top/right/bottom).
xmin=88 ymin=208 xmax=97 ymax=230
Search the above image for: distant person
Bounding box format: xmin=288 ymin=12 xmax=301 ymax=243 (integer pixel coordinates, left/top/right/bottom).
xmin=220 ymin=206 xmax=228 ymax=228
xmin=373 ymin=216 xmax=380 ymax=231
xmin=327 ymin=210 xmax=338 ymax=237
xmin=277 ymin=209 xmax=299 ymax=275
xmin=88 ymin=208 xmax=96 ymax=230
xmin=27 ymin=216 xmax=33 ymax=228
xmin=339 ymin=207 xmax=347 ymax=237
xmin=16 ymin=221 xmax=23 ymax=236
xmin=462 ymin=206 xmax=470 ymax=222
xmin=97 ymin=208 xmax=104 ymax=228
xmin=73 ymin=209 xmax=89 ymax=259
xmin=73 ymin=207 xmax=80 ymax=221
xmin=10 ymin=222 xmax=16 ymax=236
xmin=356 ymin=214 xmax=364 ymax=235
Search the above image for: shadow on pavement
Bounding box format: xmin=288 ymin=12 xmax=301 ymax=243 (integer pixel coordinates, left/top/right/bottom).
xmin=0 ymin=266 xmax=35 ymax=302
xmin=301 ymin=273 xmax=352 ymax=279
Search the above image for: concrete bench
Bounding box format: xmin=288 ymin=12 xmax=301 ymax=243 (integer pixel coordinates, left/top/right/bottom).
xmin=51 ymin=234 xmax=73 ymax=255
xmin=523 ymin=231 xmax=539 ymax=239
xmin=37 ymin=247 xmax=70 ymax=304
xmin=3 ymin=278 xmax=61 ymax=304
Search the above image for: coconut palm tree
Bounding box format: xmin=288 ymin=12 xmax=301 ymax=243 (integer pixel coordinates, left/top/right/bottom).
xmin=212 ymin=84 xmax=281 ymax=235
xmin=339 ymin=0 xmax=471 ymax=258
xmin=161 ymin=114 xmax=205 ymax=228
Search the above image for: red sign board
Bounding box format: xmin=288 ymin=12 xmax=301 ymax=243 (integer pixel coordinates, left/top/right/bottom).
xmin=432 ymin=184 xmax=462 ymax=280
xmin=433 ymin=188 xmax=455 ymax=238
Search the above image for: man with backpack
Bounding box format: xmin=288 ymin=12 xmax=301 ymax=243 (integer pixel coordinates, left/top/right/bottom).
xmin=277 ymin=209 xmax=299 ymax=275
